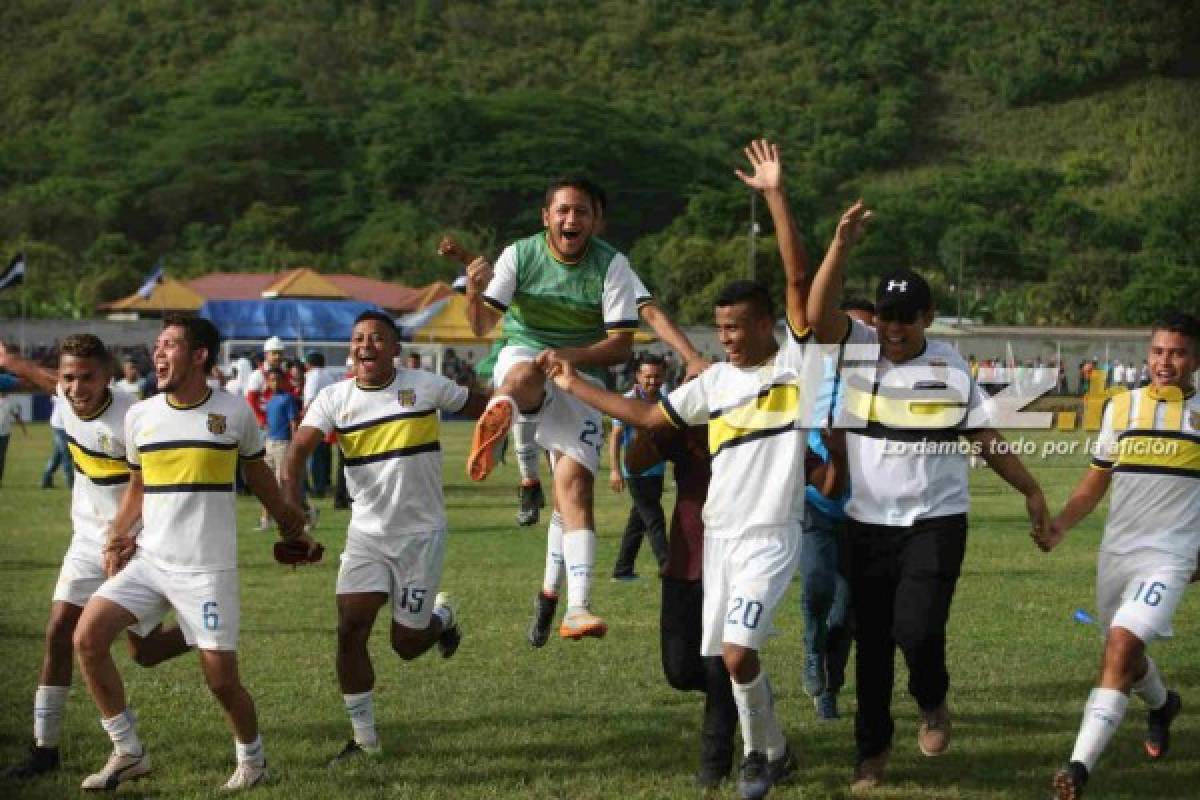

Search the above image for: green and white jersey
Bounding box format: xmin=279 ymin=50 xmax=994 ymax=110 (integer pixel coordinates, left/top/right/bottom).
xmin=481 ymin=232 xmax=641 ymax=351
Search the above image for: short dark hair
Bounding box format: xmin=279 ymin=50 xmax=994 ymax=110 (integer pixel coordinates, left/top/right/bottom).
xmin=60 ymin=334 xmax=109 ymax=362
xmin=841 ymin=298 xmax=876 ymax=314
xmin=163 ymin=314 xmax=220 ymax=370
xmin=544 ymin=176 xmax=606 ymax=216
xmin=637 ymin=353 xmax=666 ymax=370
xmin=353 ymin=310 xmax=399 ymax=339
xmin=714 ymin=280 xmax=775 ymax=321
xmin=1151 ymin=311 xmax=1200 ymax=351
xmin=305 ymin=351 xmax=326 ymax=367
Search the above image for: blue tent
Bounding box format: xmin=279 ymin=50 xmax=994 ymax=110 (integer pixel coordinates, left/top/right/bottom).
xmin=199 ymin=299 xmax=384 ymax=342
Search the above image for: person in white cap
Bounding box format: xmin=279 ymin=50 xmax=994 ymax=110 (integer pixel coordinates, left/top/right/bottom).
xmin=245 ymin=336 xmax=295 ymax=429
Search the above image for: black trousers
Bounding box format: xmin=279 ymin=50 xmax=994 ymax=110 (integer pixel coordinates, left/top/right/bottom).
xmin=661 ymin=577 xmax=737 ymax=776
xmin=846 ymin=513 xmax=967 ymax=759
xmin=613 ymin=474 xmax=668 ymax=576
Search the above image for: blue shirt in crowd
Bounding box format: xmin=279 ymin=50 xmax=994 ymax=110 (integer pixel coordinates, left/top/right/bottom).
xmin=265 ymin=391 xmax=299 ymax=441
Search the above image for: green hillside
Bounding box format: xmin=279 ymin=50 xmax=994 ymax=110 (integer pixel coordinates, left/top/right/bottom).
xmin=1 ymin=0 xmax=1196 ymax=324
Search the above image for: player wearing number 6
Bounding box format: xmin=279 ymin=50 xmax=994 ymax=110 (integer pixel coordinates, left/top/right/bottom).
xmin=1037 ymin=311 xmax=1200 ymax=799
xmin=282 ymin=312 xmax=489 ymax=765
xmin=72 ymin=315 xmax=312 ymax=791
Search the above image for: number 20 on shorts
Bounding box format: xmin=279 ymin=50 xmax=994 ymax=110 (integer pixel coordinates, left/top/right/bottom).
xmin=727 ymin=597 xmax=764 ymax=629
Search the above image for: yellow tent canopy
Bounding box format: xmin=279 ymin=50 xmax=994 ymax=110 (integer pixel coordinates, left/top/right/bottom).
xmin=98 ymin=278 xmax=205 ymax=313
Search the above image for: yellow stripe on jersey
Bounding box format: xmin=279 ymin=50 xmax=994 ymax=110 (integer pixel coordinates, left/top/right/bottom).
xmin=708 ymin=383 xmax=799 ymax=455
xmin=67 ymin=438 xmax=130 ymax=485
xmin=842 ymin=381 xmax=967 ymax=430
xmin=1112 ymin=432 xmax=1200 ymax=478
xmin=338 ymin=410 xmax=440 ymax=466
xmin=139 ymin=441 xmax=239 ymax=491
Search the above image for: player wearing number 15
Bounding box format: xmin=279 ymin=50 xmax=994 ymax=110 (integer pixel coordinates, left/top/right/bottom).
xmin=283 ymin=312 xmax=489 ymax=765
xmin=1037 ymin=311 xmax=1200 ymax=799
xmin=72 ymin=316 xmax=311 ymax=792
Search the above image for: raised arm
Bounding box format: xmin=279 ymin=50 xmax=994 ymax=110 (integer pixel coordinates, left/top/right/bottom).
xmin=735 ymin=139 xmax=810 ymax=337
xmin=439 ymin=236 xmax=502 ymax=338
xmin=0 ymin=342 xmax=59 ymax=394
xmin=807 ymin=201 xmax=872 ymax=344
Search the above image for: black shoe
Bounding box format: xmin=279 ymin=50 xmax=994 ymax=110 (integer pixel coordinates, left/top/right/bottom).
xmin=1052 ymin=761 xmax=1088 ymax=800
xmin=1145 ymin=690 xmax=1182 ymax=759
xmin=516 ymin=482 xmax=545 ymax=526
xmin=767 ymin=745 xmax=797 ymax=786
xmin=4 ymin=742 xmax=60 ymax=778
xmin=737 ymin=751 xmax=771 ymax=800
xmin=328 ymin=739 xmax=380 ymax=768
xmin=527 ymin=591 xmax=558 ymax=648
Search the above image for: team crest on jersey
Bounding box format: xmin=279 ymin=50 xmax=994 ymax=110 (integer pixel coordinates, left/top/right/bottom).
xmin=398 ymin=389 xmax=417 ymax=407
xmin=207 ymin=413 xmax=227 ymax=434
xmin=97 ymin=433 xmax=112 ymax=453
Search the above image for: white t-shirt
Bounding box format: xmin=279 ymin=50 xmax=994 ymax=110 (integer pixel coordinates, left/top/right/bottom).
xmin=57 ymin=388 xmax=136 ymax=549
xmin=302 ymin=366 xmax=343 ymax=409
xmin=1092 ymin=385 xmax=1200 ymax=561
xmin=112 ymin=378 xmax=142 ymax=399
xmin=126 ymin=389 xmax=265 ymax=571
xmin=840 ymin=319 xmax=992 ymax=527
xmin=659 ymin=331 xmax=819 ymax=536
xmin=302 ymin=369 xmax=468 ymax=547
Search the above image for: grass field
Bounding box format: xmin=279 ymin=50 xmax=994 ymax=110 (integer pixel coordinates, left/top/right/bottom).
xmin=1 ymin=422 xmax=1196 ymax=799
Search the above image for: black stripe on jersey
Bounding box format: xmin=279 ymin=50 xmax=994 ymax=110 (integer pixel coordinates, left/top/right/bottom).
xmin=660 ymin=397 xmax=686 ymax=429
xmin=143 ymin=482 xmax=235 ymax=493
xmin=241 ymin=449 xmax=266 ymax=461
xmin=712 ymin=421 xmax=798 ymax=456
xmin=1113 ymin=464 xmax=1200 ymax=480
xmin=336 ymin=408 xmax=436 ymax=435
xmin=343 ymin=441 xmax=441 ymax=467
xmin=65 ymin=434 xmax=120 ymax=460
xmin=1090 ymin=457 xmax=1115 ymax=470
xmin=76 ymin=469 xmax=131 ymax=486
xmin=1115 ymin=429 xmax=1200 ymax=445
xmin=138 ymin=440 xmax=238 ymax=453
xmin=604 ymin=319 xmax=639 ymax=331
xmin=635 ymin=295 xmax=654 ymax=308
xmin=848 ymin=420 xmax=963 ymax=444
xmin=482 ymin=295 xmax=508 ymax=313
xmin=127 ymin=461 xmax=142 ymax=470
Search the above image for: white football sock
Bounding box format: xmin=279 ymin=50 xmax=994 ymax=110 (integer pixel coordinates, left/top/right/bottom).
xmin=542 ymin=512 xmax=565 ymax=596
xmin=562 ymin=529 xmax=595 ymax=611
xmin=732 ymin=671 xmax=787 ymax=759
xmin=514 ymin=420 xmax=541 ymax=483
xmin=33 ymin=685 xmax=69 ymax=747
xmin=343 ymin=691 xmax=379 ymax=749
xmin=234 ymin=734 xmax=265 ymax=766
xmin=1132 ymin=657 xmax=1168 ymax=710
xmin=1069 ymin=687 xmax=1128 ymax=770
xmin=100 ymin=709 xmax=142 ymax=757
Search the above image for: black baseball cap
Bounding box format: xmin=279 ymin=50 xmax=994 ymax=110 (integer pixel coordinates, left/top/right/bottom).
xmin=875 ymin=269 xmax=932 ymax=322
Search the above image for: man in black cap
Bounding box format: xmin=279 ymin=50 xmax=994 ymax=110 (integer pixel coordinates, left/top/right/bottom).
xmin=807 ymin=201 xmax=1050 ymax=793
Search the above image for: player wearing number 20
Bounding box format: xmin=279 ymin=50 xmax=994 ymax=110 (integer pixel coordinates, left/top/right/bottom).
xmin=284 ymin=312 xmax=490 ymax=766
xmin=1039 ymin=311 xmax=1200 ymax=800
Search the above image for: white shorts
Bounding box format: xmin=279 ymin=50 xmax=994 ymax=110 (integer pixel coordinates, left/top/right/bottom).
xmin=94 ymin=553 xmax=240 ymax=650
xmin=494 ymin=345 xmax=604 ymax=474
xmin=1097 ymin=549 xmax=1192 ymax=642
xmin=701 ymin=524 xmax=802 ymax=656
xmin=53 ymin=549 xmax=162 ymax=637
xmin=337 ymin=531 xmax=447 ymax=629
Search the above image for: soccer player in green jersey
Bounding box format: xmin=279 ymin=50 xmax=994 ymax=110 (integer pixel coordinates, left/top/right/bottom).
xmin=463 ymin=177 xmax=643 ymax=640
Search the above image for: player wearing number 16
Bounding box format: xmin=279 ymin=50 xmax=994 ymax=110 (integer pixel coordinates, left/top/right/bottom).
xmin=1036 ymin=312 xmax=1200 ymax=800
xmin=72 ymin=316 xmax=313 ymax=792
xmin=282 ymin=312 xmax=490 ymax=766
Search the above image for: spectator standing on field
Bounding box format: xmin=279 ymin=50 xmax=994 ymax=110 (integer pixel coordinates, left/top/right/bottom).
xmin=0 ymin=390 xmax=28 ymax=485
